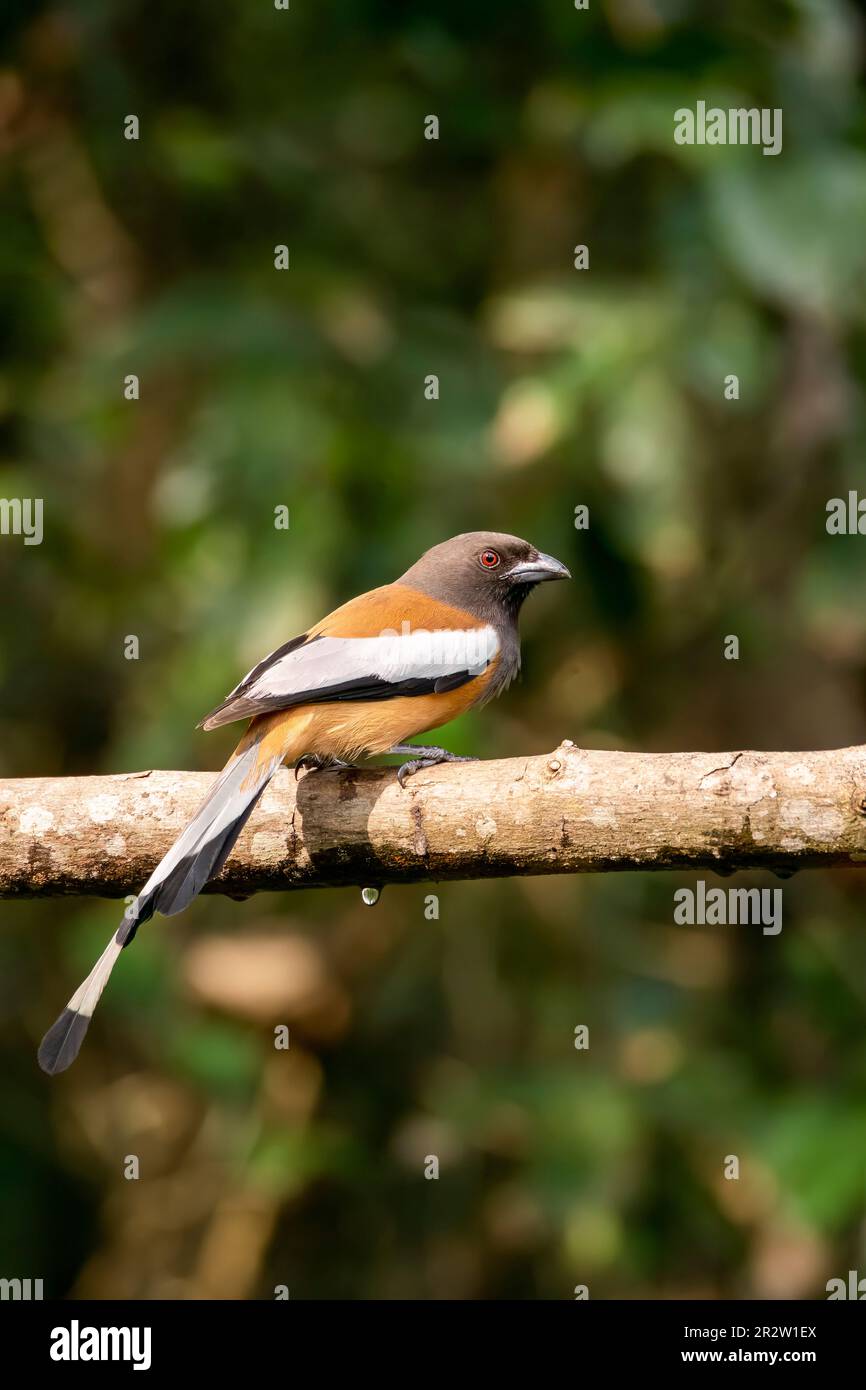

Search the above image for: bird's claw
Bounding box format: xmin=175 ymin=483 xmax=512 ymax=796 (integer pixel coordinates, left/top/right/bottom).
xmin=395 ymin=750 xmax=477 ymax=788
xmin=396 ymin=759 xmax=425 ymax=788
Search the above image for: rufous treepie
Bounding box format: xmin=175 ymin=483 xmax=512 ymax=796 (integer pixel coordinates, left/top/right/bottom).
xmin=38 ymin=532 xmax=570 ymax=1073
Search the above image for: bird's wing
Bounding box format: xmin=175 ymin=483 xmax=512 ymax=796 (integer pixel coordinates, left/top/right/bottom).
xmin=197 ymin=612 xmax=499 ymax=730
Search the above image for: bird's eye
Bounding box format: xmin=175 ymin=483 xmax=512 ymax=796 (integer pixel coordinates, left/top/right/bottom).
xmin=479 ymin=549 xmax=501 ymax=569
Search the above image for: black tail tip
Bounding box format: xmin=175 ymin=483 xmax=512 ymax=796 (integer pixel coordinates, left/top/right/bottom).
xmin=37 ymin=1008 xmax=90 ymax=1075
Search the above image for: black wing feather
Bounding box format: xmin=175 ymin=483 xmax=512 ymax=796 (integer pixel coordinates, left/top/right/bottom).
xmin=198 ymin=631 xmax=481 ymax=732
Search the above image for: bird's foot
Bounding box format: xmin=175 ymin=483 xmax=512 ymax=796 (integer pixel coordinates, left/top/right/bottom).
xmin=294 ymin=754 xmax=356 ymax=780
xmin=387 ymin=744 xmax=478 ymax=789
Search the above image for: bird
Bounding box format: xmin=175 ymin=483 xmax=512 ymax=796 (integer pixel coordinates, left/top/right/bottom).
xmin=38 ymin=531 xmax=570 ymax=1074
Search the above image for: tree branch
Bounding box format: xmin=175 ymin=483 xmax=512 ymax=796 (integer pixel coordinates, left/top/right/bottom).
xmin=2 ymin=741 xmax=866 ymax=900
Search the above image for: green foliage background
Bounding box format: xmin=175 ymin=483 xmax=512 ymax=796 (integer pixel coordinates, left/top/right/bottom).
xmin=2 ymin=0 xmax=866 ymax=1299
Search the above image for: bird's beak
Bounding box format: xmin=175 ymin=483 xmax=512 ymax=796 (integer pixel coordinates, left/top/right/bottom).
xmin=505 ymin=551 xmax=571 ymax=584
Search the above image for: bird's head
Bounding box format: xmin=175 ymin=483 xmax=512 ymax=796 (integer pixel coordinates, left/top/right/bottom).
xmin=401 ymin=531 xmax=571 ymax=621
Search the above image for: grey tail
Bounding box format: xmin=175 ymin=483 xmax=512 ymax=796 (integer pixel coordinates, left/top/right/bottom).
xmin=37 ymin=739 xmax=284 ymax=1075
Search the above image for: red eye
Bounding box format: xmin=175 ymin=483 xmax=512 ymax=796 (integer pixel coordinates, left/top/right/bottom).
xmin=479 ymin=549 xmax=500 ymax=569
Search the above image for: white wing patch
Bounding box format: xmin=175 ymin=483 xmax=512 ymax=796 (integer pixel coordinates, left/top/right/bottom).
xmin=250 ymin=625 xmax=499 ymax=699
